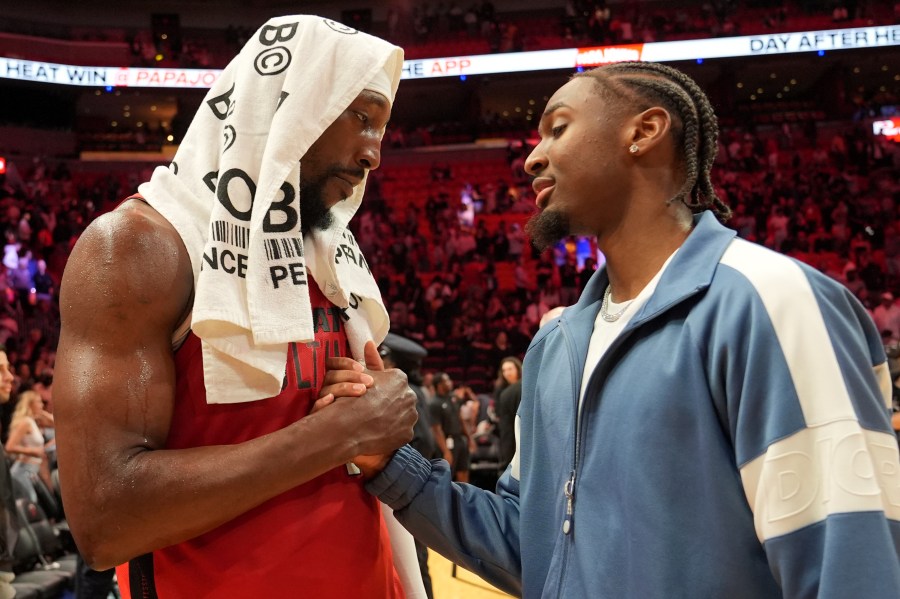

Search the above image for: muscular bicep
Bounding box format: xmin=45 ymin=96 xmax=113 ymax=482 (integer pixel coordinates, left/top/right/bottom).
xmin=56 ymin=313 xmax=175 ymax=454
xmin=55 ymin=206 xmax=192 ymax=486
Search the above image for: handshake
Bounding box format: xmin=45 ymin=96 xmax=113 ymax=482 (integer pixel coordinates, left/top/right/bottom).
xmin=309 ymin=340 xmax=419 ymax=477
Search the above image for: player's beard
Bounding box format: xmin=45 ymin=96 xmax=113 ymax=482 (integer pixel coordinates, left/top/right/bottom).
xmin=299 ymin=178 xmax=335 ymax=235
xmin=525 ymin=208 xmax=570 ymax=251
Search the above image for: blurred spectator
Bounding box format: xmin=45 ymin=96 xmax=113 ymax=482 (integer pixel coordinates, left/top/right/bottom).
xmin=874 ymin=292 xmax=900 ymax=340
xmin=427 ymin=372 xmax=470 ymax=482
xmin=493 ymin=356 xmax=522 ymax=470
xmin=5 ymin=389 xmax=54 ymax=490
xmin=32 ymin=260 xmax=54 ymax=303
xmin=1 ymin=235 xmax=18 ymax=272
xmin=8 ymin=257 xmax=34 ymax=312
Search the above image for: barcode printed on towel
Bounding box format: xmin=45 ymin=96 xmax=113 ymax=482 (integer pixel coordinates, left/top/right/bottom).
xmin=264 ymin=238 xmax=303 ymax=261
xmin=211 ymin=221 xmax=249 ymax=249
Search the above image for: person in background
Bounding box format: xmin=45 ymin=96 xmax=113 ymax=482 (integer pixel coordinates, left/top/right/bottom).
xmin=456 ymin=384 xmax=480 ymax=454
xmin=491 ymin=355 xmax=520 ymax=419
xmin=427 ymin=373 xmax=470 ymax=482
xmin=5 ymin=390 xmax=54 ymax=490
xmin=493 ymin=357 xmax=522 ymax=470
xmin=377 ymin=333 xmax=440 ymax=599
xmin=0 ymin=348 xmax=18 ymax=599
xmin=874 ymin=291 xmax=900 ymax=341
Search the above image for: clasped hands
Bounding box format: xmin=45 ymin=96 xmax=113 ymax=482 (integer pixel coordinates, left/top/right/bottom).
xmin=312 ymin=340 xmax=418 ymax=477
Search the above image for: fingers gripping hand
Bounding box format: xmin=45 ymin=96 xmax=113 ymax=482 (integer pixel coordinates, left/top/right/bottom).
xmin=309 ymin=394 xmax=335 ymax=415
xmin=313 ymin=356 xmax=374 ymax=414
xmin=351 ymin=370 xmax=418 ymax=453
xmin=321 ymin=339 xmax=383 ymax=399
xmin=319 ymin=342 xmax=388 ymax=406
xmin=316 ymin=341 xmax=417 ymax=476
xmin=350 ymin=341 xmax=418 ymax=469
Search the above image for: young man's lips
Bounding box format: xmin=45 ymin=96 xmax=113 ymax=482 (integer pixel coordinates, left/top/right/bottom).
xmin=535 ymin=185 xmax=554 ymax=208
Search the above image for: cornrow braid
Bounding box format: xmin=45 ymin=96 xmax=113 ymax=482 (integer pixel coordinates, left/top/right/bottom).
xmin=576 ymin=61 xmax=732 ymax=222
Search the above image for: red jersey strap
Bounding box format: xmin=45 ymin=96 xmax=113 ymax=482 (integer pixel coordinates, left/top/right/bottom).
xmin=126 ymin=553 xmax=158 ymax=599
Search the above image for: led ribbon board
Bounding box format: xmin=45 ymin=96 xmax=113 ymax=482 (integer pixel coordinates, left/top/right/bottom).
xmin=0 ymin=25 xmax=897 ymax=88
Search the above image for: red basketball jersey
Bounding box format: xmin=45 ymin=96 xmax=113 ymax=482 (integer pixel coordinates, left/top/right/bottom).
xmin=117 ymin=279 xmax=403 ymax=598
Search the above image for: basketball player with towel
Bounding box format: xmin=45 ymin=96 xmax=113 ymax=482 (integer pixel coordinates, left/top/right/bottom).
xmin=54 ymin=16 xmax=423 ymax=598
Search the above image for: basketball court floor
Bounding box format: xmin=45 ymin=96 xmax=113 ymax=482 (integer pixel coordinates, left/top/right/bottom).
xmin=428 ymin=549 xmax=513 ymax=598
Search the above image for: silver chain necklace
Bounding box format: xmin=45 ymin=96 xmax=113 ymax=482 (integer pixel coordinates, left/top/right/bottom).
xmin=600 ymin=286 xmax=634 ymax=322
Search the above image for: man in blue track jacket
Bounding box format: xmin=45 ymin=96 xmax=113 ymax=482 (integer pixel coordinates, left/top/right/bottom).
xmin=352 ymin=62 xmax=900 ymax=598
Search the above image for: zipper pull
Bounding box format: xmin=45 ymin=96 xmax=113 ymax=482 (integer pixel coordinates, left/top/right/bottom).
xmin=562 ymin=470 xmax=575 ymax=535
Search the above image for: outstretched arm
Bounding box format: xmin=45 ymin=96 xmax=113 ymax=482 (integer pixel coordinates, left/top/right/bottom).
xmin=367 ymin=447 xmax=523 ymax=596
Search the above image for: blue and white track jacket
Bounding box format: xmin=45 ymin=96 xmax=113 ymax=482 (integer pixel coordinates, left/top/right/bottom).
xmin=369 ymin=211 xmax=900 ymax=598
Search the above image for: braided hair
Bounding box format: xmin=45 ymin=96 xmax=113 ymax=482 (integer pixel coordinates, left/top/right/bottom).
xmin=575 ymin=62 xmax=731 ymax=222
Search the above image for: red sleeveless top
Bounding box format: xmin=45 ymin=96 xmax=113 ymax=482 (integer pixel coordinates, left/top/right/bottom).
xmin=117 ymin=280 xmax=403 ymax=599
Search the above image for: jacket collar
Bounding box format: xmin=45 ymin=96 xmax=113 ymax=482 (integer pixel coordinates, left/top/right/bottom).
xmin=562 ymin=210 xmax=736 ymax=335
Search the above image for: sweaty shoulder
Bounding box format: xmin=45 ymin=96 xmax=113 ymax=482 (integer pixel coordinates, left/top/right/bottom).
xmin=61 ymin=199 xmax=193 ymax=335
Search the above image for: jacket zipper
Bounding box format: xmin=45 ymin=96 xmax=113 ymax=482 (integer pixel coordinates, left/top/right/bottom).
xmin=548 ymin=279 xmax=704 ymax=597
xmin=559 ymin=322 xmax=583 ymax=536
xmin=555 ymin=314 xmax=641 ymax=596
xmin=555 ymin=322 xmax=581 ymax=596
xmin=563 ymin=469 xmax=576 ymax=534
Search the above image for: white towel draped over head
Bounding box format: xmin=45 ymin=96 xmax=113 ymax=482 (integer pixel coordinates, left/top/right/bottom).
xmin=138 ymin=15 xmax=402 ymax=404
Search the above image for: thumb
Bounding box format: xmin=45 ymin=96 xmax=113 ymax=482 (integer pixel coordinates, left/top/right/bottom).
xmin=364 ymin=340 xmax=385 ymax=371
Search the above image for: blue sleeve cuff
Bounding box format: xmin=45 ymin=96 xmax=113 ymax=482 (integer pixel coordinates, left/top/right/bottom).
xmin=365 ymin=445 xmax=434 ymax=510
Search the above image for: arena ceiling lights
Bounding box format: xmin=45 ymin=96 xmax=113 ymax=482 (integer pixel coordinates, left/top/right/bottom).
xmin=1 ymin=24 xmax=897 ymax=89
